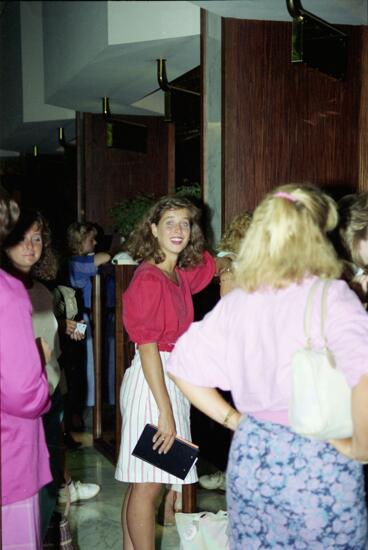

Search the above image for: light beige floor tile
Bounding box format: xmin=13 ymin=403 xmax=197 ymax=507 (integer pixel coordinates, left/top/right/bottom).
xmin=66 ymin=446 xmax=226 ymax=549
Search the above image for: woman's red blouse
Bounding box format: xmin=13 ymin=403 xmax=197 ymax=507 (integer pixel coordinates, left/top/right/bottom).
xmin=123 ymin=251 xmax=216 ymax=351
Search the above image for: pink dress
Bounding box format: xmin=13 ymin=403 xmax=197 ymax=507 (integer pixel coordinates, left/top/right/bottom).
xmin=0 ymin=269 xmax=51 ymax=547
xmin=115 ymin=251 xmax=215 ymax=484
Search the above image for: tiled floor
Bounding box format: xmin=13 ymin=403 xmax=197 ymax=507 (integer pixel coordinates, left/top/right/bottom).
xmin=65 ymin=440 xmax=226 ymax=549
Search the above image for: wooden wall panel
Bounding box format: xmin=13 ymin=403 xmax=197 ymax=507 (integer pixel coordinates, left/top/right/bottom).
xmin=359 ymin=27 xmax=368 ymax=191
xmin=223 ymin=19 xmax=365 ymax=225
xmin=84 ymin=114 xmax=175 ymax=231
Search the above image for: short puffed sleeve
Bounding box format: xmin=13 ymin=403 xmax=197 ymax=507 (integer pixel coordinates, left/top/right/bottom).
xmin=123 ymin=269 xmax=166 ymax=345
xmin=181 ymin=250 xmax=216 ymax=294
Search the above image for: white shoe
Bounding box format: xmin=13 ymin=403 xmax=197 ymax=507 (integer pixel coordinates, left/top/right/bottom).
xmin=58 ymin=480 xmax=101 ymax=504
xmin=198 ymin=471 xmax=226 ymax=492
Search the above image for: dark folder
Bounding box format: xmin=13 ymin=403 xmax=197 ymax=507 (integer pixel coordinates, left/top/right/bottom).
xmin=132 ymin=424 xmax=199 ymax=480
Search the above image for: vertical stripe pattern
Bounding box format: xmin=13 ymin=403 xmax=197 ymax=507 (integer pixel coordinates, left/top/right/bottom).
xmin=115 ymin=351 xmax=197 ymax=484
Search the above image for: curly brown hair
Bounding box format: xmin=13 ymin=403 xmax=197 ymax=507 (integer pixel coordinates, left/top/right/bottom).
xmin=2 ymin=209 xmax=58 ymax=281
xmin=125 ymin=195 xmax=206 ymax=268
xmin=217 ymin=211 xmax=252 ymax=255
xmin=0 ymin=192 xmax=19 ymax=246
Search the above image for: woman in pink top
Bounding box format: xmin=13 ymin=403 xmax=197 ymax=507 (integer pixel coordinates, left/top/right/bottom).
xmin=114 ymin=196 xmax=215 ymax=549
xmin=168 ymin=184 xmax=368 ymax=549
xmin=0 ymin=194 xmax=51 ymax=549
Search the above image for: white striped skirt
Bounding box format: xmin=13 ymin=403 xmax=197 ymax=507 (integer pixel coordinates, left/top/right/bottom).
xmin=115 ymin=350 xmax=198 ymax=485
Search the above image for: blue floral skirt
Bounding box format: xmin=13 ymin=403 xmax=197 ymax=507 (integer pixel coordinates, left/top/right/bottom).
xmin=227 ymin=415 xmax=368 ymax=549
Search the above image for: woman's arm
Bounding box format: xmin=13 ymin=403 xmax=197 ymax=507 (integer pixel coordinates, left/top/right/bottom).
xmin=138 ymin=342 xmax=176 ymax=454
xmin=169 ymin=374 xmax=241 ymax=431
xmin=330 ymin=373 xmax=368 ymax=462
xmin=94 ymin=252 xmax=111 ymax=266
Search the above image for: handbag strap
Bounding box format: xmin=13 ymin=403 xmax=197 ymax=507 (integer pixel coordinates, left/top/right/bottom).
xmin=304 ymin=278 xmax=332 ymax=348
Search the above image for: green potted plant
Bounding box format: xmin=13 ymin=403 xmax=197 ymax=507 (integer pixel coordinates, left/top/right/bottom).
xmin=110 ymin=193 xmax=155 ymax=240
xmin=110 ymin=184 xmax=201 ymax=240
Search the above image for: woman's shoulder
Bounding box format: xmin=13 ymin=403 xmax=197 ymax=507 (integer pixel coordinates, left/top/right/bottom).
xmin=70 ymin=254 xmax=94 ymax=263
xmin=28 ymin=281 xmax=53 ymax=309
xmin=221 ymin=277 xmax=351 ymax=301
xmin=0 ymin=269 xmax=30 ymax=309
xmin=124 ymin=262 xmax=165 ymax=297
xmin=30 ymin=280 xmax=51 ymax=294
xmin=132 ymin=263 xmax=164 ymax=283
xmin=132 ymin=262 xmax=163 ymax=281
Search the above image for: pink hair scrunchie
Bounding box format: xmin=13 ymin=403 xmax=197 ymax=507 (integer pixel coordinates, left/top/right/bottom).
xmin=274 ymin=191 xmax=298 ymax=203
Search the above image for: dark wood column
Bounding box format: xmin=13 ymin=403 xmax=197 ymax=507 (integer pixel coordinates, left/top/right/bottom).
xmin=222 ymin=19 xmax=368 ymax=224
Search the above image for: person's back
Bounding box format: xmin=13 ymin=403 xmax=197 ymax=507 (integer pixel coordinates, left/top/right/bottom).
xmin=168 ymin=184 xmax=368 ymax=550
xmin=192 ymin=277 xmax=368 ymax=424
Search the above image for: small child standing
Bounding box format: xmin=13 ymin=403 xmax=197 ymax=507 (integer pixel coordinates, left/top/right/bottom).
xmin=66 ymin=222 xmax=111 ymax=424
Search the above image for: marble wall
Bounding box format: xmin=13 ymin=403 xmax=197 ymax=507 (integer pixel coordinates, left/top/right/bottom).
xmin=202 ymin=10 xmax=222 ymax=246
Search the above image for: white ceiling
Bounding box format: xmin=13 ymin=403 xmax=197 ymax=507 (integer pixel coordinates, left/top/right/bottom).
xmin=0 ymin=0 xmax=367 ymax=156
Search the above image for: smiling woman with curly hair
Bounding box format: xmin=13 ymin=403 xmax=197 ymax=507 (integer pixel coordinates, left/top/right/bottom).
xmin=115 ymin=195 xmax=216 ymax=549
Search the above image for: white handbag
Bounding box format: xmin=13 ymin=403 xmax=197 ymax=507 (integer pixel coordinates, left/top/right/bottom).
xmin=289 ymin=278 xmax=353 ymax=440
xmin=175 ymin=510 xmax=229 ymax=550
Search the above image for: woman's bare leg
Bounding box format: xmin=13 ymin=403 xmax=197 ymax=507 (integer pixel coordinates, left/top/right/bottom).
xmin=158 ymin=487 xmax=176 ymax=525
xmin=125 ymin=482 xmax=162 ymax=550
xmin=122 ymin=484 xmax=133 ymax=550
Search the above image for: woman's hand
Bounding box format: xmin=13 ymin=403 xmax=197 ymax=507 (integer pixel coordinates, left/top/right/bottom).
xmin=60 ymin=318 xmax=86 ymax=341
xmin=329 ymin=438 xmax=353 ymax=459
xmin=329 ymin=437 xmax=368 ymax=464
xmin=219 ymin=270 xmax=236 ymax=297
xmin=70 ymin=320 xmax=86 ymax=341
xmin=153 ymin=409 xmax=176 ymax=454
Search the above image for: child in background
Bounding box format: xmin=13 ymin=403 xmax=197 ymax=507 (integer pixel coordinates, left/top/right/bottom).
xmin=66 ymin=222 xmax=111 ymax=429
